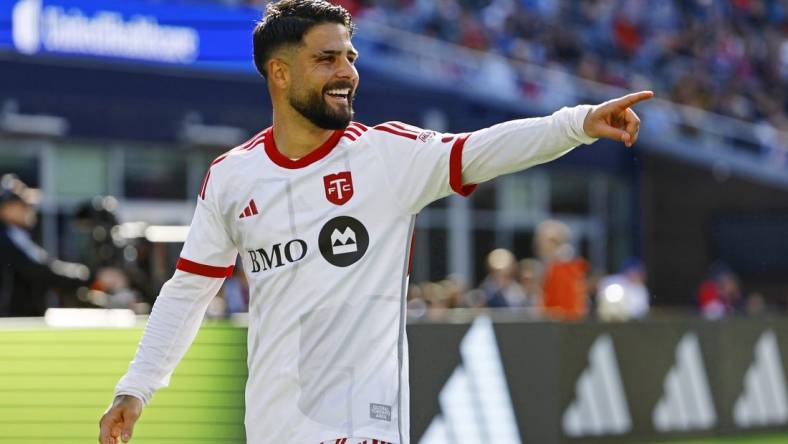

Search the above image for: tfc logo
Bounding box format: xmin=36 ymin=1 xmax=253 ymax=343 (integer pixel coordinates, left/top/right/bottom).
xmin=323 ymin=171 xmax=354 ymax=205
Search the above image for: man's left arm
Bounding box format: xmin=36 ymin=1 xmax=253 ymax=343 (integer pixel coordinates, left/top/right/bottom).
xmin=459 ymin=91 xmax=653 ymax=186
xmin=374 ymin=91 xmax=653 ymax=214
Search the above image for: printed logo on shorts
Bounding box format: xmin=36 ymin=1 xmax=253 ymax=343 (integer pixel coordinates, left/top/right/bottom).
xmin=318 ymin=216 xmax=369 ymax=267
xmin=324 ymin=171 xmax=353 ymax=205
xmin=370 ymin=403 xmax=392 ymax=422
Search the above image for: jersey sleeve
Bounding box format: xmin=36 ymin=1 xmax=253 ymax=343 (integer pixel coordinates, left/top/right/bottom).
xmin=459 ymin=105 xmax=596 ymax=185
xmin=175 ymin=169 xmax=237 ymax=277
xmin=375 ymin=105 xmax=597 ymax=214
xmin=114 ymin=271 xmax=227 ymax=405
xmin=373 ymin=122 xmax=474 ymax=214
xmin=114 ymin=168 xmax=237 ymax=405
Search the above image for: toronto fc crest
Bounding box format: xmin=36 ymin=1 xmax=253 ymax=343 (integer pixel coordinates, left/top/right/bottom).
xmin=323 ymin=171 xmax=354 ymax=205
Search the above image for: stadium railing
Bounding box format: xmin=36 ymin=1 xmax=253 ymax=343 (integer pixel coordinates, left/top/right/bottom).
xmin=353 ymin=19 xmax=788 ymax=189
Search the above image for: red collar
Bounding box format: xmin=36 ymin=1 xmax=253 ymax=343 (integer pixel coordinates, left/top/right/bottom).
xmin=263 ymin=126 xmax=344 ymax=169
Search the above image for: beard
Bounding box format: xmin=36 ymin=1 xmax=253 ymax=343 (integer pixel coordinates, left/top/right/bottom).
xmin=289 ymin=83 xmax=354 ymax=130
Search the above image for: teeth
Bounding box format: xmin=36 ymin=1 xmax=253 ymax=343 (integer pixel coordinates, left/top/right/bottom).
xmin=326 ymin=88 xmax=350 ymax=96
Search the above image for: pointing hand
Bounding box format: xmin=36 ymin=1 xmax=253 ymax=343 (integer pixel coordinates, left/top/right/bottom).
xmin=583 ymin=91 xmax=655 ymax=148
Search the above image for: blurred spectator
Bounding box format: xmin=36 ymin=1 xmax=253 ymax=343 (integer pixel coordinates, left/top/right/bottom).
xmin=479 ymin=248 xmax=528 ymax=308
xmin=406 ymin=283 xmax=428 ymax=318
xmin=518 ymin=258 xmax=543 ymax=309
xmin=535 ymin=219 xmax=588 ymax=321
xmin=438 ymin=275 xmax=469 ymax=309
xmin=223 ymin=267 xmax=250 ymax=314
xmin=596 ymin=257 xmax=650 ymax=321
xmin=0 ymin=174 xmax=96 ymax=316
xmin=746 ymin=291 xmax=767 ymax=317
xmin=698 ymin=263 xmax=743 ymax=319
xmin=95 ymin=267 xmax=144 ymax=312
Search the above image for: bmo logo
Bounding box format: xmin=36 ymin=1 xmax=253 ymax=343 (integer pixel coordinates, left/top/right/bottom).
xmin=318 ymin=216 xmax=369 ymax=267
xmin=247 ymin=239 xmax=307 ymax=272
xmin=323 ymin=171 xmax=353 ymax=205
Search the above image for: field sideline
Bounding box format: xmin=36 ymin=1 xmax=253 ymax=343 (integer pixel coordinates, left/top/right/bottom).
xmin=653 ymin=434 xmax=788 ymax=444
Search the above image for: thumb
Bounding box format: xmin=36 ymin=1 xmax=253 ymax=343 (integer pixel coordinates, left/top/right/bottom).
xmin=592 ymin=123 xmax=631 ymax=144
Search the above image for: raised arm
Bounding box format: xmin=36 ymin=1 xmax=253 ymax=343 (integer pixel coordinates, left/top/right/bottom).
xmin=460 ymin=91 xmax=653 ymax=186
xmin=99 ymin=168 xmax=237 ymax=444
xmin=374 ymin=91 xmax=653 ymax=214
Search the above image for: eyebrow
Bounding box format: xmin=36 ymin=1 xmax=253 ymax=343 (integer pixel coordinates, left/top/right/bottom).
xmin=314 ymin=49 xmax=359 ymax=58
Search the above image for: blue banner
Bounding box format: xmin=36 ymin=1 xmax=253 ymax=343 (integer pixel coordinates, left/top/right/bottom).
xmin=0 ymin=0 xmax=261 ymax=72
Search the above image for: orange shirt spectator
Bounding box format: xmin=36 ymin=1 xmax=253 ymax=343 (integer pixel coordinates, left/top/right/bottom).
xmin=542 ymin=258 xmax=588 ymax=321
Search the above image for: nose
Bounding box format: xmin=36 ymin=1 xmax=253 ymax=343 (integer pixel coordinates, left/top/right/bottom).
xmin=336 ymin=57 xmax=357 ymax=82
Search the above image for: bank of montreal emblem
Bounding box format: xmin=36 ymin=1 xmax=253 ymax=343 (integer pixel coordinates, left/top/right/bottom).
xmin=323 ymin=171 xmax=353 ymax=205
xmin=318 ymin=216 xmax=369 ymax=267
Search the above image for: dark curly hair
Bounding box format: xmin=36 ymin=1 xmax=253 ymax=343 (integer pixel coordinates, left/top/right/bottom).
xmin=253 ymin=0 xmax=355 ymax=79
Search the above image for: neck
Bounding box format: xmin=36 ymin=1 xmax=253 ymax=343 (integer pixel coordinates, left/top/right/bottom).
xmin=271 ymin=106 xmax=336 ymax=160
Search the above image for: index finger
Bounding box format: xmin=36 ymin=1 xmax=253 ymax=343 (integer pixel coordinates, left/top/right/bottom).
xmin=607 ymin=91 xmax=654 ymax=111
xmin=99 ymin=413 xmax=119 ymax=444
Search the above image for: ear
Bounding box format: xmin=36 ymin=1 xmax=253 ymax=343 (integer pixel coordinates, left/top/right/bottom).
xmin=267 ymin=57 xmax=290 ymax=91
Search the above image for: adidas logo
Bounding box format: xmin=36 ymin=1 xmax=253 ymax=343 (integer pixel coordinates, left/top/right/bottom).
xmin=653 ymin=333 xmax=717 ymax=432
xmin=734 ymin=330 xmax=788 ymax=427
xmin=420 ymin=316 xmax=522 ymax=444
xmin=238 ymin=199 xmax=259 ymax=219
xmin=331 ymin=227 xmax=357 ymax=255
xmin=563 ymin=334 xmax=631 ymax=437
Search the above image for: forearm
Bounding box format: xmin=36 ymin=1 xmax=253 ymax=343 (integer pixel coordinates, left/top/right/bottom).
xmin=460 ymin=105 xmax=597 ymax=184
xmin=114 ymin=270 xmax=224 ymax=405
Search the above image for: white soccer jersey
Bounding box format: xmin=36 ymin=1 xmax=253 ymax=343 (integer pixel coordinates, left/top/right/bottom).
xmin=115 ymin=105 xmax=597 ymax=443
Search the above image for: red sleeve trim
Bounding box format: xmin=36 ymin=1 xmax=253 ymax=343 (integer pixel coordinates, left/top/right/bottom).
xmin=373 ymin=124 xmax=418 ymax=140
xmin=345 ymin=126 xmax=362 ymax=137
xmin=387 ymin=121 xmax=421 ymax=134
xmin=176 ymin=257 xmax=234 ymax=278
xmin=198 ymin=169 xmax=211 ymax=200
xmin=449 ymin=133 xmax=478 ymax=197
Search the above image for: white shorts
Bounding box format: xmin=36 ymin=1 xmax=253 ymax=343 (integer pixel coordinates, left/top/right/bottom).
xmin=320 ymin=439 xmax=393 ymax=444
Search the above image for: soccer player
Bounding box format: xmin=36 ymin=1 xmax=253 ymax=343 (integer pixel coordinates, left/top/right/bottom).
xmin=98 ymin=0 xmax=652 ymax=442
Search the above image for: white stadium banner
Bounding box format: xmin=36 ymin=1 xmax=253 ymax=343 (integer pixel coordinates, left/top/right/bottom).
xmin=653 ymin=332 xmax=717 ymax=432
xmin=734 ymin=330 xmax=788 ymax=427
xmin=562 ymin=334 xmax=632 ymax=437
xmin=420 ymin=316 xmax=521 ymax=444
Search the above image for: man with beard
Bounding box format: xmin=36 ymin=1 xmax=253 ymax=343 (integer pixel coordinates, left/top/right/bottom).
xmin=100 ymin=0 xmax=652 ymax=443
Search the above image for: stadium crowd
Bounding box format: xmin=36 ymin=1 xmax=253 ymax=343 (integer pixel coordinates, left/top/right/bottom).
xmin=200 ymin=0 xmax=787 ymax=160
xmin=184 ymin=0 xmax=788 ymax=136
xmin=293 ymin=0 xmax=788 ymax=135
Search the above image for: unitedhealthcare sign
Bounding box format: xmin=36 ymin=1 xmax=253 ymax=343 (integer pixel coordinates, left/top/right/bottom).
xmin=2 ymin=0 xmax=257 ymax=70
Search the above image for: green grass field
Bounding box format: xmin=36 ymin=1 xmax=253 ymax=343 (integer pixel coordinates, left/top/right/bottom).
xmin=654 ymin=434 xmax=788 ymax=444
xmin=0 ymin=323 xmax=247 ymax=443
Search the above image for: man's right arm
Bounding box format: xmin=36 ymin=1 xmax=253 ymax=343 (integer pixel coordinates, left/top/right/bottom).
xmin=99 ymin=270 xmax=228 ymax=443
xmin=100 ymin=166 xmax=237 ymax=444
xmin=113 ymin=269 xmax=229 ymax=403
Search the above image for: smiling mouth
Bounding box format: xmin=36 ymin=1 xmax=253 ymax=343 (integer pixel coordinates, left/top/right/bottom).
xmin=324 ymin=87 xmax=351 ymax=104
